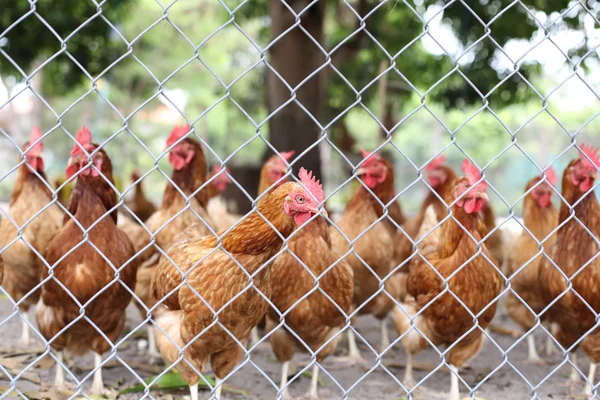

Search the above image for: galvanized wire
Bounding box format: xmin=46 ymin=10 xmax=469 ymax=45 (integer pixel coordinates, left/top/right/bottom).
xmin=1 ymin=0 xmax=600 ymax=399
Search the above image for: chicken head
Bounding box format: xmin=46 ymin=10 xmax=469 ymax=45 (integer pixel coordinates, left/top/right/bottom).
xmin=266 ymin=150 xmax=295 ymax=184
xmin=66 ymin=127 xmax=103 ymax=179
xmin=210 ymin=165 xmax=231 ymax=192
xmin=24 ymin=126 xmax=45 ymax=172
xmin=454 ymin=159 xmax=488 ymax=214
xmin=570 ymin=144 xmax=600 ymax=193
xmin=425 ymin=154 xmax=447 ymax=189
xmin=283 ymin=168 xmax=325 ymax=225
xmin=357 ymin=149 xmax=388 ymax=189
xmin=531 ymin=167 xmax=557 ymax=208
xmin=166 ymin=124 xmax=196 ymax=171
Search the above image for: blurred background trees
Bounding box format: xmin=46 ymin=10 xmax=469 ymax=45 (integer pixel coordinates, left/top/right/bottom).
xmin=1 ymin=0 xmax=599 ymax=214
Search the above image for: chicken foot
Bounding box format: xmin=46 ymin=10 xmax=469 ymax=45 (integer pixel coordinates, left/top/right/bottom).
xmin=333 ymin=328 xmax=367 ymax=367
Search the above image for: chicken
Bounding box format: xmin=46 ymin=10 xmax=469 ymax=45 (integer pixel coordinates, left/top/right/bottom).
xmin=480 ymin=201 xmax=504 ymax=267
xmin=503 ymin=168 xmax=558 ymax=363
xmin=258 ymin=150 xmax=295 ymax=198
xmin=0 ymin=127 xmax=63 ymax=344
xmin=132 ymin=124 xmax=215 ymax=357
xmin=205 ymin=165 xmax=240 ymax=232
xmin=392 ymin=159 xmax=502 ymax=400
xmin=151 ymin=170 xmax=324 ymax=400
xmin=125 ymin=170 xmax=156 ymax=222
xmin=36 ymin=127 xmax=139 ymax=395
xmin=266 ymin=169 xmax=354 ymax=399
xmin=394 ymin=155 xmax=458 ymax=270
xmin=540 ymin=145 xmax=600 ymax=395
xmin=329 ymin=149 xmax=399 ymax=362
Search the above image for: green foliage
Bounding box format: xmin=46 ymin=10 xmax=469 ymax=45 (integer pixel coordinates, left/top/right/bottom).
xmin=0 ymin=0 xmax=135 ymax=94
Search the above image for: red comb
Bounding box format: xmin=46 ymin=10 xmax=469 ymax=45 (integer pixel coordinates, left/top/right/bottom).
xmin=425 ymin=155 xmax=446 ymax=172
xmin=71 ymin=126 xmax=92 ymax=156
xmin=360 ymin=148 xmax=381 ymax=164
xmin=280 ymin=150 xmax=295 ymax=161
xmin=545 ymin=166 xmax=557 ymax=187
xmin=461 ymin=159 xmax=486 ymax=188
xmin=29 ymin=126 xmax=43 ymax=152
xmin=299 ymin=168 xmax=324 ymax=203
xmin=579 ymin=144 xmax=600 ymax=169
xmin=166 ymin=124 xmax=191 ymax=147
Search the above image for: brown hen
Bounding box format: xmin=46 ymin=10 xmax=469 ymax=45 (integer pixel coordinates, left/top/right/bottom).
xmin=131 ymin=124 xmax=215 ymax=357
xmin=0 ymin=127 xmax=63 ymax=344
xmin=36 ymin=127 xmax=139 ymax=395
xmin=329 ymin=149 xmax=399 ymax=362
xmin=266 ymin=169 xmax=354 ymax=399
xmin=504 ymin=168 xmax=558 ymax=363
xmin=392 ymin=159 xmax=502 ymax=400
xmin=540 ymin=145 xmax=600 ymax=395
xmin=151 ymin=172 xmax=324 ymax=400
xmin=125 ymin=170 xmax=156 ymax=222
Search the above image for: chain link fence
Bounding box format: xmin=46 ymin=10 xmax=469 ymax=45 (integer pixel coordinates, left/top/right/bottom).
xmin=1 ymin=0 xmax=600 ymax=399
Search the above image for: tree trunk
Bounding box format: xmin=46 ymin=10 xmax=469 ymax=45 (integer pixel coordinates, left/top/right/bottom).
xmin=265 ymin=0 xmax=326 ymax=182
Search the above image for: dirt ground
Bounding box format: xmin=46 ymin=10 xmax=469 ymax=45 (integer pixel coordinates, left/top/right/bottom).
xmin=0 ymin=295 xmax=594 ymax=400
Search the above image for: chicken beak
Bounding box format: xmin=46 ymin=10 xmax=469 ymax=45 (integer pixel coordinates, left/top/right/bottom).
xmin=476 ymin=191 xmax=489 ymax=202
xmin=593 ymin=170 xmax=600 ymax=181
xmin=356 ymin=167 xmax=368 ymax=176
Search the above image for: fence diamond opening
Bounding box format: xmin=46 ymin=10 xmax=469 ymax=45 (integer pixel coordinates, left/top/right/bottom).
xmin=1 ymin=0 xmax=600 ymax=399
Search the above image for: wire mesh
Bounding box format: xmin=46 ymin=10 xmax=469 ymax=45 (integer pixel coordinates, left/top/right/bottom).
xmin=1 ymin=0 xmax=600 ymax=399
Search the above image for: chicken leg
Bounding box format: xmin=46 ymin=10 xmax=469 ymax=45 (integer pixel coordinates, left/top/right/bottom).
xmin=279 ymin=361 xmax=291 ymax=400
xmin=380 ymin=319 xmax=390 ymax=353
xmin=306 ymin=363 xmax=320 ymax=400
xmin=20 ymin=313 xmax=31 ymax=345
xmin=189 ymin=383 xmax=198 ymax=400
xmin=525 ymin=334 xmax=544 ymax=364
xmin=448 ymin=364 xmax=461 ymax=400
xmin=54 ymin=351 xmax=65 ymax=390
xmin=403 ymin=352 xmax=415 ymax=388
xmin=584 ymin=363 xmax=597 ymax=397
xmin=212 ymin=377 xmax=223 ymax=400
xmin=147 ymin=325 xmax=159 ymax=357
xmin=90 ymin=353 xmax=109 ymax=396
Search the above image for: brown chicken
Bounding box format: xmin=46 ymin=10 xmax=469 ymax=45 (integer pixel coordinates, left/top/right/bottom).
xmin=394 ymin=155 xmax=458 ymax=269
xmin=205 ymin=166 xmax=240 ymax=233
xmin=266 ymin=169 xmax=354 ymax=399
xmin=504 ymin=168 xmax=558 ymax=363
xmin=36 ymin=127 xmax=139 ymax=395
xmin=480 ymin=201 xmax=504 ymax=267
xmin=125 ymin=170 xmax=156 ymax=222
xmin=257 ymin=150 xmax=295 ymax=197
xmin=392 ymin=159 xmax=502 ymax=400
xmin=329 ymin=149 xmax=400 ymax=362
xmin=540 ymin=145 xmax=600 ymax=395
xmin=132 ymin=124 xmax=215 ymax=357
xmin=151 ymin=171 xmax=324 ymax=400
xmin=0 ymin=127 xmax=62 ymax=344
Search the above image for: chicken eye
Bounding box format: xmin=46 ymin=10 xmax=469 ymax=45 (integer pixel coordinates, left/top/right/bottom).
xmin=296 ymin=195 xmax=305 ymax=204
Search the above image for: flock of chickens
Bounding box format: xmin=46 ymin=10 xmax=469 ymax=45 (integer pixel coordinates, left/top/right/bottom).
xmin=0 ymin=125 xmax=599 ymax=400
